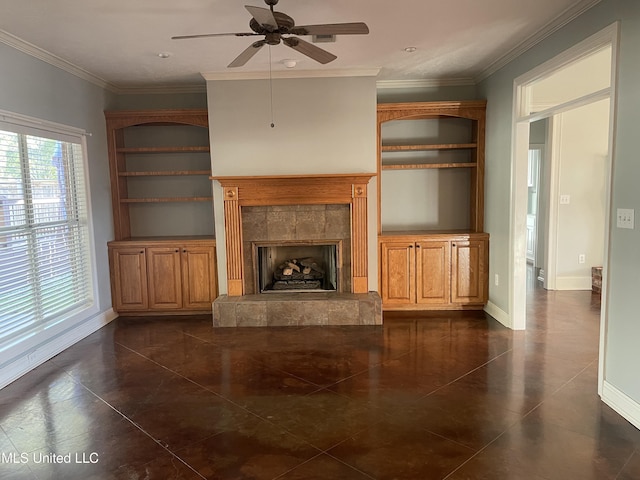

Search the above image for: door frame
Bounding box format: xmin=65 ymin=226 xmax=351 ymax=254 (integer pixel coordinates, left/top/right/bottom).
xmin=509 ymin=23 xmax=619 ymax=395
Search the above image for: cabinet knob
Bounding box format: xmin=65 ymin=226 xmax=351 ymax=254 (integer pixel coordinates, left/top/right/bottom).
xmin=139 ymin=250 xmax=144 ymax=254
xmin=409 ymin=245 xmax=413 ymax=248
xmin=183 ymin=249 xmax=187 ymax=253
xmin=416 ymin=244 xmax=421 ymax=248
xmin=175 ymin=249 xmax=179 ymax=253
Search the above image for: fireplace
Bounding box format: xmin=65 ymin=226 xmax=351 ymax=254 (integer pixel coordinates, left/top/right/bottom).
xmin=254 ymin=241 xmax=342 ymax=293
xmin=212 ymin=174 xmax=381 ymax=327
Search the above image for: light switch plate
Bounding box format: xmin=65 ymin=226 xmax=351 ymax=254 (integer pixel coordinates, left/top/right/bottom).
xmin=617 ymin=208 xmax=635 ymax=229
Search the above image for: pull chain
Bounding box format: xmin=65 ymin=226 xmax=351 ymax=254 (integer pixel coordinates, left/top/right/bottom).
xmin=269 ymin=46 xmax=275 ymax=128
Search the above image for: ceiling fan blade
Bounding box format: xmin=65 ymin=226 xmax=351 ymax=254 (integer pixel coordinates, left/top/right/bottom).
xmin=283 ymin=37 xmax=337 ymax=64
xmin=172 ymin=32 xmax=259 ymax=40
xmin=245 ymin=5 xmax=278 ymax=31
xmin=291 ymin=22 xmax=370 ymax=36
xmin=228 ymin=40 xmax=266 ymax=68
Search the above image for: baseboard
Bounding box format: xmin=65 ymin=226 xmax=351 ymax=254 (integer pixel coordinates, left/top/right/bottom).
xmin=602 ymin=380 xmax=640 ymax=431
xmin=0 ymin=309 xmax=117 ymax=389
xmin=484 ymin=301 xmax=512 ymax=329
xmin=555 ymin=276 xmax=593 ymax=290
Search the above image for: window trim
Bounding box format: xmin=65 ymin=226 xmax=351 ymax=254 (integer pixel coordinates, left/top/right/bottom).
xmin=0 ymin=109 xmax=100 ymax=367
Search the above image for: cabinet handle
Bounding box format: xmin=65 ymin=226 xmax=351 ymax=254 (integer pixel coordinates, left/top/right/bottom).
xmin=416 ymin=244 xmax=421 ymax=248
xmin=183 ymin=249 xmax=187 ymax=253
xmin=140 ymin=251 xmax=144 ymax=254
xmin=409 ymin=245 xmax=413 ymax=248
xmin=175 ymin=249 xmax=179 ymax=253
xmin=452 ymin=243 xmax=456 ymax=247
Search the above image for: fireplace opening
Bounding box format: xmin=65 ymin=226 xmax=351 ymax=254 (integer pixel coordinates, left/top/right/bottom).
xmin=254 ymin=241 xmax=342 ymax=293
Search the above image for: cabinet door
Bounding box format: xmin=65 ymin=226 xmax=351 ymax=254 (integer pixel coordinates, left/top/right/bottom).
xmin=451 ymin=239 xmax=487 ymax=304
xmin=380 ymin=242 xmax=415 ymax=305
xmin=147 ymin=247 xmax=183 ymax=310
xmin=416 ymin=241 xmax=451 ymax=305
xmin=181 ymin=245 xmax=217 ymax=310
xmin=110 ymin=247 xmax=148 ymax=312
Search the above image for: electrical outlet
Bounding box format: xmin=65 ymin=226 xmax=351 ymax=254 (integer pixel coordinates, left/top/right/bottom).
xmin=560 ymin=194 xmax=571 ymax=205
xmin=494 ymin=274 xmax=499 ymax=286
xmin=579 ymin=254 xmax=586 ymax=264
xmin=27 ymin=352 xmax=37 ymax=364
xmin=617 ymin=208 xmax=635 ymax=229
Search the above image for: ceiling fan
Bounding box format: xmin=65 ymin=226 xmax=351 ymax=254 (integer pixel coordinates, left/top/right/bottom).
xmin=171 ymin=0 xmax=369 ymax=68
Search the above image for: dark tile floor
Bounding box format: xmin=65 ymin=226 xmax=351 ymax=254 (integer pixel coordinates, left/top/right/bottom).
xmin=1 ymin=283 xmax=639 ymax=479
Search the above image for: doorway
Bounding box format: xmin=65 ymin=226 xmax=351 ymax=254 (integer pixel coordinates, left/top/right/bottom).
xmin=510 ymin=24 xmax=618 ymax=392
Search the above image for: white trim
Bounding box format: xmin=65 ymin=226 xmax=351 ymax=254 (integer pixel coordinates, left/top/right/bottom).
xmin=546 ymin=114 xmax=562 ymax=290
xmin=602 ymin=381 xmax=640 ymax=431
xmin=513 ymin=23 xmax=618 ymax=107
xmin=376 ymin=78 xmax=476 ymax=89
xmin=598 ymin=23 xmax=620 ymax=397
xmin=0 ymin=309 xmax=116 ymax=389
xmin=114 ymin=84 xmax=207 ymax=95
xmin=476 ymin=0 xmax=603 ymax=83
xmin=510 ymin=24 xmax=618 ymax=404
xmin=0 ymin=108 xmax=87 ymax=139
xmin=484 ymin=301 xmax=512 ymax=329
xmin=509 ymin=119 xmax=530 ymax=331
xmin=0 ymin=29 xmax=114 ymax=91
xmin=524 ymin=88 xmax=612 ymax=124
xmin=202 ymin=68 xmax=381 ymax=81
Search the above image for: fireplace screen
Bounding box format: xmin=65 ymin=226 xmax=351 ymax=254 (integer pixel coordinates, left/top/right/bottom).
xmin=254 ymin=241 xmax=341 ymax=293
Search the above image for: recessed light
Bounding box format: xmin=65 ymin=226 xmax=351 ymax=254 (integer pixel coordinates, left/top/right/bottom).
xmin=404 ymin=47 xmax=417 ymax=53
xmin=157 ymin=52 xmax=171 ymax=59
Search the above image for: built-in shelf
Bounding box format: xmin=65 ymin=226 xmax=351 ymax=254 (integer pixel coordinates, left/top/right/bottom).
xmin=118 ymin=170 xmax=211 ymax=177
xmin=381 ymin=143 xmax=477 ymax=152
xmin=120 ymin=197 xmax=213 ymax=203
xmin=382 ymin=163 xmax=477 ymax=170
xmin=116 ymin=146 xmax=210 ymax=154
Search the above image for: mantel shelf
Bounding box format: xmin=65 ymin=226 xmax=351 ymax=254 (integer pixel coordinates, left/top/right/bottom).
xmin=382 ymin=163 xmax=477 ymax=170
xmin=116 ymin=146 xmax=210 ymax=154
xmin=120 ymin=197 xmax=213 ymax=203
xmin=381 ymin=143 xmax=477 ymax=152
xmin=119 ymin=170 xmax=211 ymax=177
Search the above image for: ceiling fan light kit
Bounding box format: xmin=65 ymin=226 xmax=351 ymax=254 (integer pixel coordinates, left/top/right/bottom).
xmin=172 ymin=0 xmax=369 ymax=68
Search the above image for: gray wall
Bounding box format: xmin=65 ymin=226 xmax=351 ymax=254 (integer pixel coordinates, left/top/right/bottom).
xmin=478 ymin=0 xmax=640 ymax=404
xmin=0 ymin=42 xmax=114 ymax=315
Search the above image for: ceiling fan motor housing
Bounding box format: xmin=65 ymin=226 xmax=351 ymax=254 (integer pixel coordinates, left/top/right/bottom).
xmin=249 ymin=12 xmax=294 ymax=35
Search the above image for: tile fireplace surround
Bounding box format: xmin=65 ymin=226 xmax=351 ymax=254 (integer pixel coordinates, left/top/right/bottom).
xmin=212 ymin=174 xmax=381 ymax=327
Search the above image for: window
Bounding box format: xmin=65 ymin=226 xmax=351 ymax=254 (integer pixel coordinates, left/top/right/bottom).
xmin=0 ymin=112 xmax=95 ymax=355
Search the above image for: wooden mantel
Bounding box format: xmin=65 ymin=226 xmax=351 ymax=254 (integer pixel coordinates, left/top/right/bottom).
xmin=212 ymin=173 xmax=376 ymax=296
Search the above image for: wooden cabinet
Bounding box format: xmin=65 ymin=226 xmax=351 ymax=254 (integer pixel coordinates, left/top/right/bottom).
xmin=105 ymin=109 xmax=213 ymax=240
xmin=108 ymin=239 xmax=217 ymax=315
xmin=110 ymin=247 xmax=148 ymax=312
xmin=105 ymin=109 xmax=218 ymax=316
xmin=377 ymin=101 xmax=489 ymax=311
xmin=380 ymin=233 xmax=488 ymax=310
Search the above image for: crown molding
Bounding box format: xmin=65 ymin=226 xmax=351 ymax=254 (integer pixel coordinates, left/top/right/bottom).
xmin=0 ymin=29 xmax=116 ymax=91
xmin=202 ymin=68 xmax=381 ymax=81
xmin=112 ymin=83 xmax=207 ymax=95
xmin=475 ymin=0 xmax=602 ymax=83
xmin=376 ymin=78 xmax=476 ymax=89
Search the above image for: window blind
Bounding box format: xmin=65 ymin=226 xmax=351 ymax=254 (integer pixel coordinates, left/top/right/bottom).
xmin=0 ymin=116 xmax=94 ymax=353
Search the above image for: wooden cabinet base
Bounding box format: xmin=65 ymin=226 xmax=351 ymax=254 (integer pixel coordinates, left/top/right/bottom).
xmin=108 ymin=238 xmax=217 ymax=315
xmin=382 ymin=303 xmax=486 ymax=312
xmin=379 ymin=232 xmax=488 ymax=311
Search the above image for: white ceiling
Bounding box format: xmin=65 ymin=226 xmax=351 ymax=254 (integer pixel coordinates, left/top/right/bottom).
xmin=0 ymin=0 xmax=600 ymax=92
